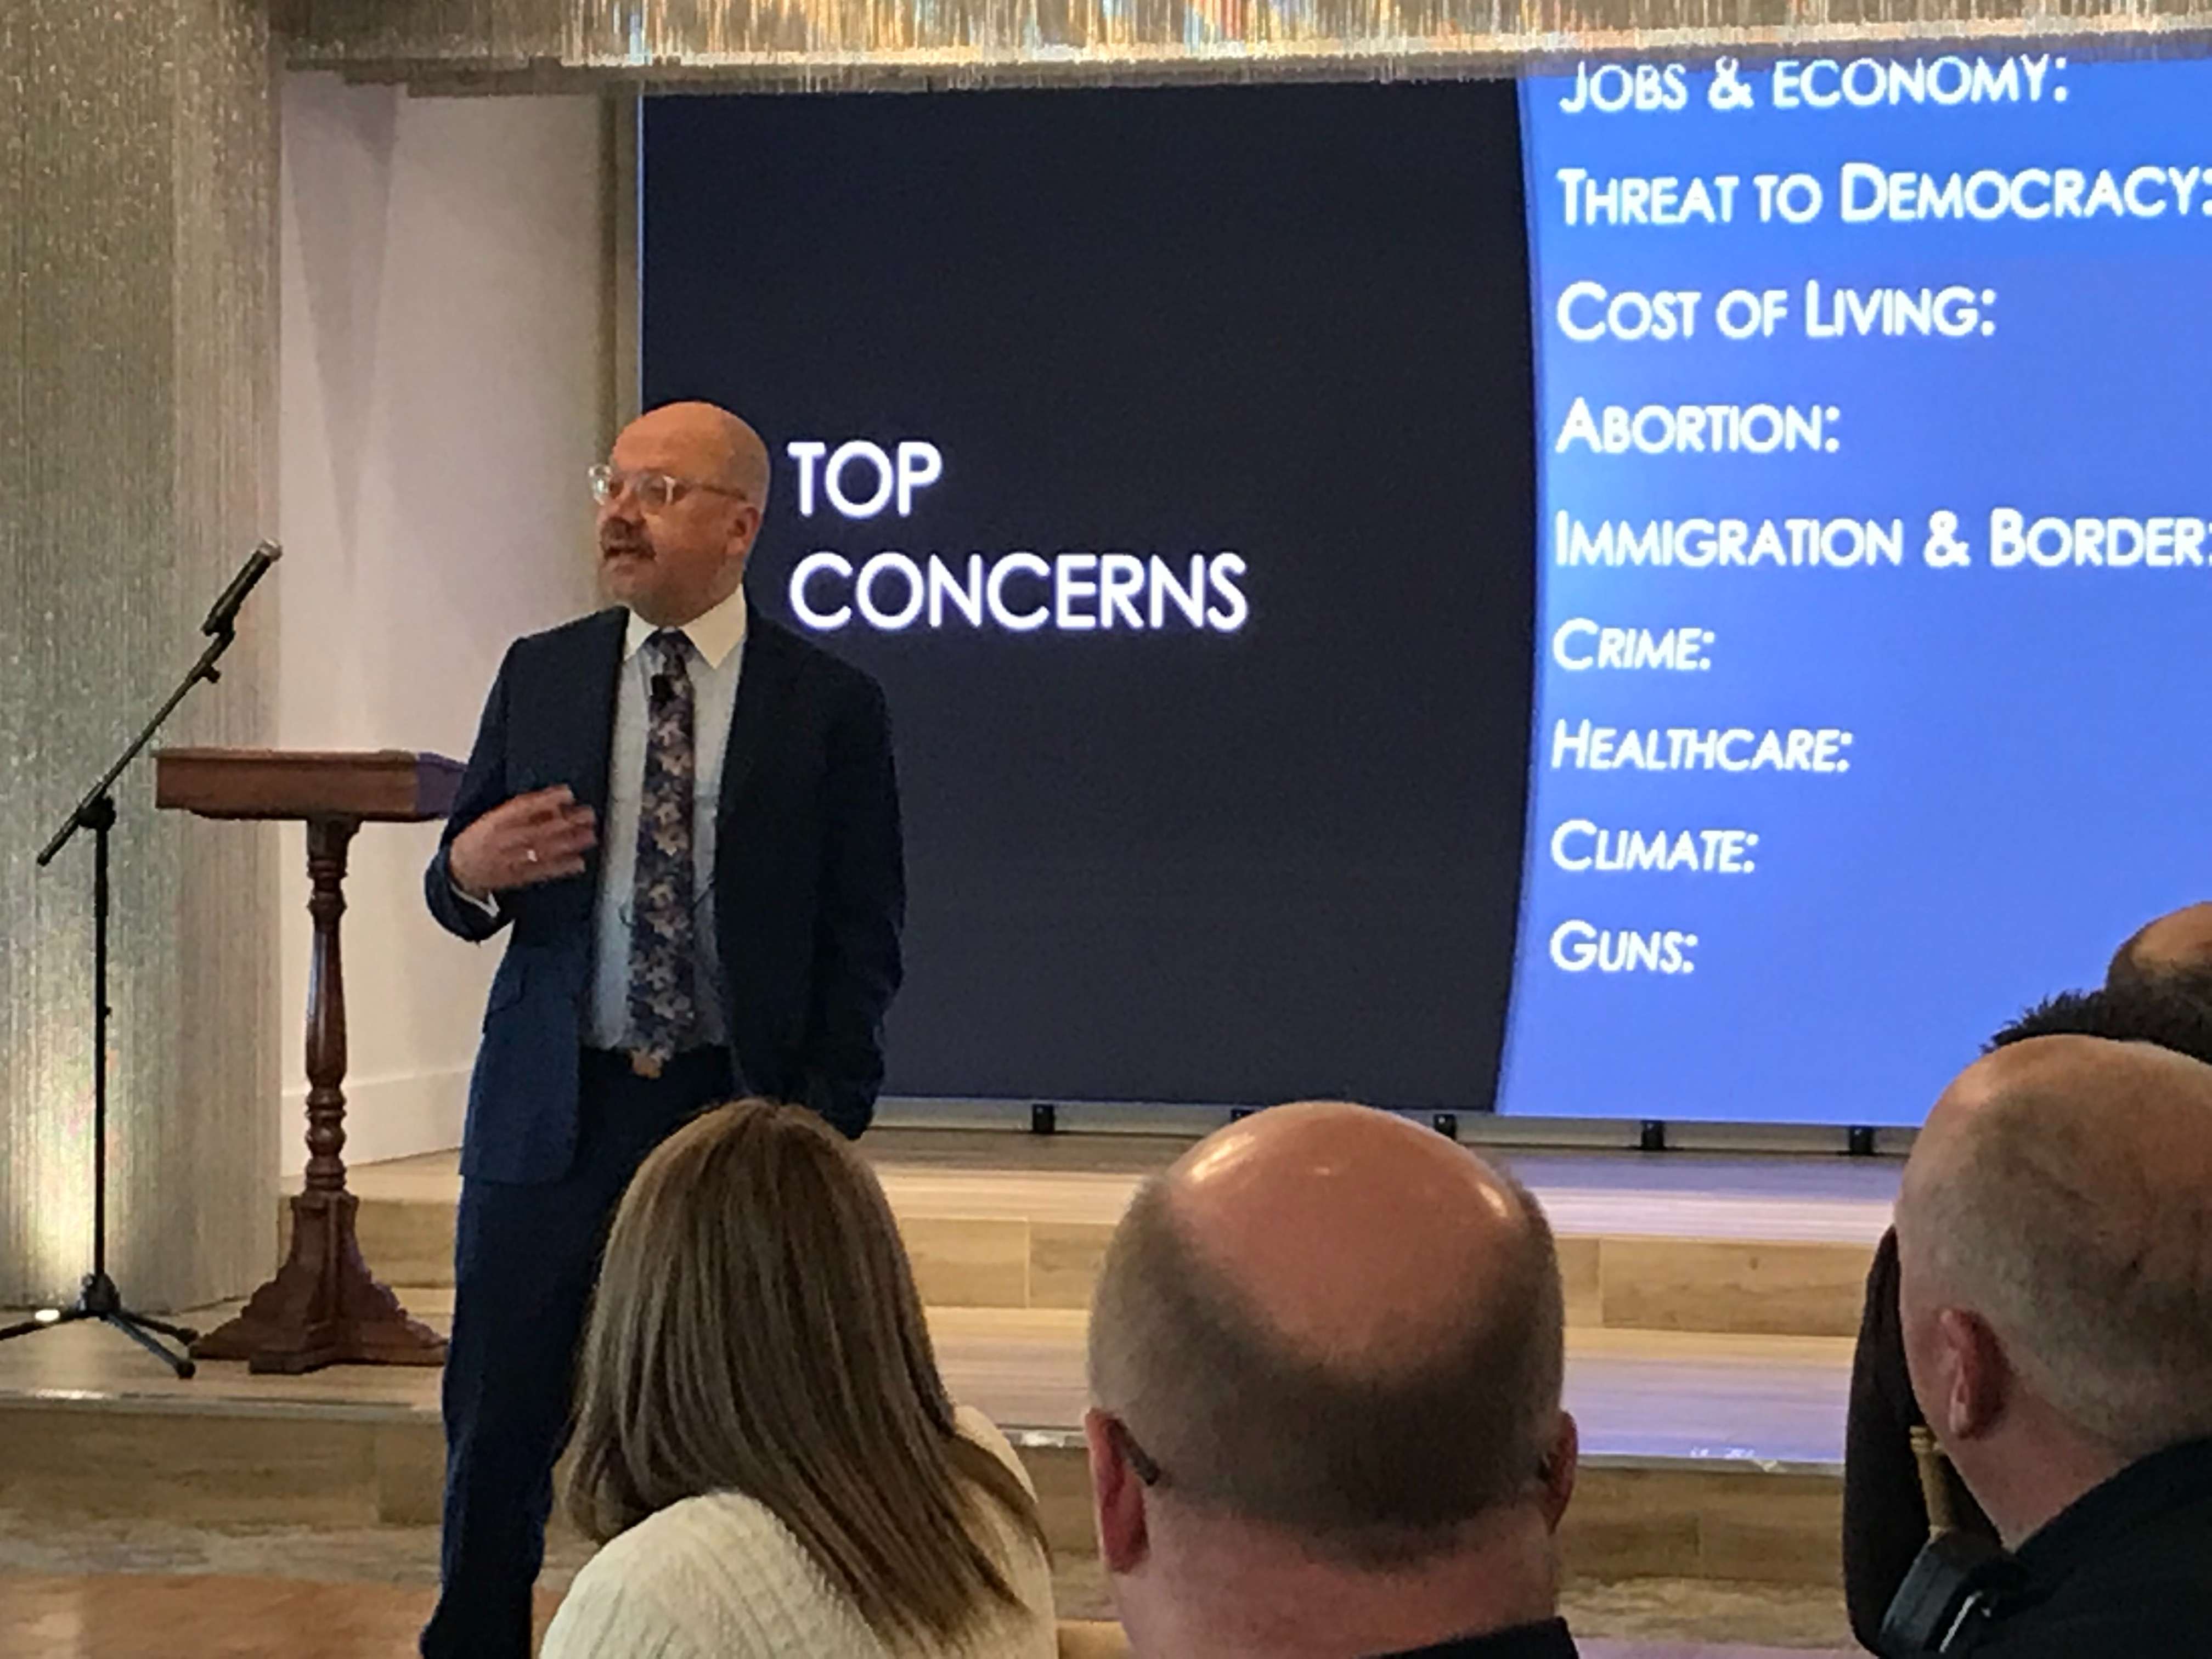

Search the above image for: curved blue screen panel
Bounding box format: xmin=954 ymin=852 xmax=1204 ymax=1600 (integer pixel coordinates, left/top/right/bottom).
xmin=1502 ymin=53 xmax=2212 ymax=1124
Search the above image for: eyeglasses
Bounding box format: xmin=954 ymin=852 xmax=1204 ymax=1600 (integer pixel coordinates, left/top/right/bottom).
xmin=588 ymin=464 xmax=749 ymax=514
xmin=1107 ymin=1415 xmax=1165 ymax=1487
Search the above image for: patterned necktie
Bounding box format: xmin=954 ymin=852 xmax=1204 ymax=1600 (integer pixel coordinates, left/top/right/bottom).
xmin=625 ymin=629 xmax=701 ymax=1073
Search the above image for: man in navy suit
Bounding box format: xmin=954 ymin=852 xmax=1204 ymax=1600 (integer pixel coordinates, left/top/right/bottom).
xmin=418 ymin=400 xmax=904 ymax=1657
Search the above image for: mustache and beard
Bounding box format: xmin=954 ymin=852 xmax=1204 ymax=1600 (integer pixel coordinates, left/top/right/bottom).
xmin=601 ymin=525 xmax=653 ymax=563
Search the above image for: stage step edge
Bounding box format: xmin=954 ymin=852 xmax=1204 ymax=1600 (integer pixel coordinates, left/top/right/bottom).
xmin=298 ymin=1196 xmax=1876 ymax=1340
xmin=0 ymin=1396 xmax=1842 ymax=1587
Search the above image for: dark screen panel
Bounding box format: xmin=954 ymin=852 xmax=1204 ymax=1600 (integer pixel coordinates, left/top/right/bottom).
xmin=644 ymin=82 xmax=1536 ymax=1109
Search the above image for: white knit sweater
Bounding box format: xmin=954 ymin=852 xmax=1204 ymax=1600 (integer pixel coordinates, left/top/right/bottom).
xmin=542 ymin=1406 xmax=1059 ymax=1659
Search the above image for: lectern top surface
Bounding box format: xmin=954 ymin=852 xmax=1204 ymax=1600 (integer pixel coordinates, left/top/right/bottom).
xmin=153 ymin=747 xmax=464 ymax=822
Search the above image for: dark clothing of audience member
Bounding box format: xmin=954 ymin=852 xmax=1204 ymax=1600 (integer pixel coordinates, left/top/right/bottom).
xmin=1963 ymin=1437 xmax=2212 ymax=1658
xmin=1842 ymin=1227 xmax=1996 ymax=1647
xmin=1376 ymin=1618 xmax=1578 ymax=1657
xmin=1843 ymin=977 xmax=2212 ymax=1647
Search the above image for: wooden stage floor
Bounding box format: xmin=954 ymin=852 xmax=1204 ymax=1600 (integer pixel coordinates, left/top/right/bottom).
xmin=1 ymin=1129 xmax=1886 ymax=1620
xmin=8 ymin=1127 xmax=1889 ymax=1469
xmin=352 ymin=1126 xmax=1903 ymax=1243
xmin=0 ymin=1573 xmax=1852 ymax=1659
xmin=0 ymin=1293 xmax=1854 ymax=1472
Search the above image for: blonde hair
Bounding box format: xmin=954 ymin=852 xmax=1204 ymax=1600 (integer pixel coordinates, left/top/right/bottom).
xmin=568 ymin=1099 xmax=1046 ymax=1645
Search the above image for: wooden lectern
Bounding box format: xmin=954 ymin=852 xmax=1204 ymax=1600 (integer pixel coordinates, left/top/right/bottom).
xmin=156 ymin=748 xmax=463 ymax=1375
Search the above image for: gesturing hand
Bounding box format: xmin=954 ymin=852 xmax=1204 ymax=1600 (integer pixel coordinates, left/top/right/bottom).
xmin=449 ymin=787 xmax=599 ymax=898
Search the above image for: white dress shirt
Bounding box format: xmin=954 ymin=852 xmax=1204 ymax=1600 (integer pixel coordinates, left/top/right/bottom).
xmin=585 ymin=587 xmax=749 ymax=1051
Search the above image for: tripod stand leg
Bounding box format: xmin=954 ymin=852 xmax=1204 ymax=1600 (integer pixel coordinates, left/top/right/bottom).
xmin=105 ymin=1313 xmax=194 ymax=1379
xmin=0 ymin=1307 xmax=92 ymax=1344
xmin=132 ymin=1313 xmax=201 ymax=1345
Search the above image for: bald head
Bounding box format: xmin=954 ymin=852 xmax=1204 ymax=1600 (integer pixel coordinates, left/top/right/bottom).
xmin=2110 ymin=901 xmax=2212 ymax=991
xmin=598 ymin=401 xmax=771 ymax=625
xmin=1909 ymin=1034 xmax=2212 ymax=1211
xmin=622 ymin=400 xmax=771 ymax=507
xmin=1900 ymin=1035 xmax=2212 ymax=1458
xmin=1167 ymin=1101 xmax=1546 ymax=1373
xmin=1088 ymin=1102 xmax=1564 ymax=1561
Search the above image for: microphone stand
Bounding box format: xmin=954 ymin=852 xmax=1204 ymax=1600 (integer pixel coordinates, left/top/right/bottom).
xmin=0 ymin=549 xmax=276 ymax=1378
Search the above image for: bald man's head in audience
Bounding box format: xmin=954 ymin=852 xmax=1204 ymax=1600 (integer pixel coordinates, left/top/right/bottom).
xmin=2108 ymin=901 xmax=2212 ymax=997
xmin=1085 ymin=1101 xmax=1575 ymax=1659
xmin=1897 ymin=1037 xmax=2212 ymax=1548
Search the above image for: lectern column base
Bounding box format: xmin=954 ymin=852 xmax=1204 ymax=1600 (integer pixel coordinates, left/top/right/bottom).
xmin=191 ymin=1189 xmax=447 ymax=1375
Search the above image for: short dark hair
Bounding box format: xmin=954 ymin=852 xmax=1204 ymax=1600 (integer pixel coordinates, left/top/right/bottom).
xmin=1989 ymin=981 xmax=2212 ymax=1066
xmin=1087 ymin=1166 xmax=1563 ymax=1568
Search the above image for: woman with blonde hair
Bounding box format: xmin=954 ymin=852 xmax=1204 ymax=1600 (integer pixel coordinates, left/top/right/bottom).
xmin=543 ymin=1099 xmax=1057 ymax=1658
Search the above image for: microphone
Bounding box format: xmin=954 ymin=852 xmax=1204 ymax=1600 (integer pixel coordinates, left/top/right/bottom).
xmin=202 ymin=541 xmax=282 ymax=637
xmin=651 ymin=674 xmax=673 ymax=703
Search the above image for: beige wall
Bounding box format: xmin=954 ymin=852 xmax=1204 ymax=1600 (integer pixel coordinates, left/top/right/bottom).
xmin=274 ymin=74 xmax=606 ymax=1173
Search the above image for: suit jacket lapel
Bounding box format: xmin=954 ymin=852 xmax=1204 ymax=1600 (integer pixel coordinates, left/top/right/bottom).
xmin=720 ymin=616 xmax=801 ymax=825
xmin=565 ymin=607 xmax=627 ymax=904
xmin=571 ymin=607 xmax=627 ymax=808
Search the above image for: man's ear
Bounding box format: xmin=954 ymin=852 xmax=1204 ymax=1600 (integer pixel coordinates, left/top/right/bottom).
xmin=1085 ymin=1408 xmax=1152 ymax=1575
xmin=1936 ymin=1308 xmax=2011 ymax=1443
xmin=1536 ymin=1411 xmax=1579 ymax=1532
xmin=726 ymin=500 xmax=764 ymax=562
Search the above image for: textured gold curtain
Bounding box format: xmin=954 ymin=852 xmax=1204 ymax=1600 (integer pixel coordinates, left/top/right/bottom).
xmin=1 ymin=0 xmax=279 ymax=1310
xmin=283 ymin=0 xmax=2212 ymax=88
